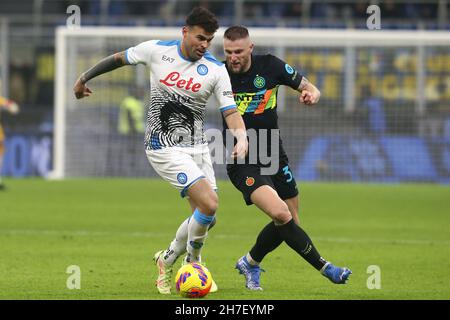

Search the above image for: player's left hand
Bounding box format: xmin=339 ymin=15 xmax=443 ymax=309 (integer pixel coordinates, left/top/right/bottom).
xmin=300 ymin=89 xmax=320 ymax=105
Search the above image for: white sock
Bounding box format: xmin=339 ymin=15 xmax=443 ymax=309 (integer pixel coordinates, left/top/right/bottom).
xmin=186 ymin=209 xmax=214 ymax=263
xmin=162 ymin=217 xmax=189 ymax=266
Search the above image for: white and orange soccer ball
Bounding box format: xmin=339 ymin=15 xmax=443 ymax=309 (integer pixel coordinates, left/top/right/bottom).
xmin=175 ymin=262 xmax=212 ymax=298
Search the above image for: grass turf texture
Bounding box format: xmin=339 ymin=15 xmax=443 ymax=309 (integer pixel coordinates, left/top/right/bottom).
xmin=0 ymin=179 xmax=449 ymax=299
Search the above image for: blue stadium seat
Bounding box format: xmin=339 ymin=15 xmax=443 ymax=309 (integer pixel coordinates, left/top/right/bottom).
xmin=379 ymin=136 xmax=438 ymax=181
xmin=298 ymin=137 xmax=329 ymax=181
xmin=443 ymin=117 xmax=450 ymax=141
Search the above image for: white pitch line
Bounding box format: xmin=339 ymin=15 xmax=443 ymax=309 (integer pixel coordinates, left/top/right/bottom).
xmin=0 ymin=229 xmax=449 ymax=246
xmin=312 ymin=236 xmax=450 ymax=246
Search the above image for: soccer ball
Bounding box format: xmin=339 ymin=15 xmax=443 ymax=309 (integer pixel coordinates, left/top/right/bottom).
xmin=175 ymin=262 xmax=212 ymax=298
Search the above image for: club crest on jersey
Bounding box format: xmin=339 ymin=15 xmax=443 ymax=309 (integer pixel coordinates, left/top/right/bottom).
xmin=197 ymin=64 xmax=208 ymax=76
xmin=177 ymin=172 xmax=188 ymax=184
xmin=245 ymin=177 xmax=255 ymax=187
xmin=253 ymin=75 xmax=265 ymax=89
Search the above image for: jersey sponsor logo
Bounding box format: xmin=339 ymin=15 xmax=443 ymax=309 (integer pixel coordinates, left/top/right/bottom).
xmin=234 ymin=87 xmax=279 ymax=115
xmin=177 ymin=172 xmax=188 ymax=184
xmin=159 ymin=72 xmax=202 ymax=92
xmin=197 ymin=64 xmax=208 ymax=76
xmin=235 ymin=92 xmax=266 ymax=103
xmin=245 ymin=176 xmax=255 ymax=187
xmin=285 ymin=63 xmax=295 ymax=75
xmin=253 ymin=75 xmax=266 ymax=89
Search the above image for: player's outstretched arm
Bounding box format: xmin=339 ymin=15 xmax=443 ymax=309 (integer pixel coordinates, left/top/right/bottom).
xmin=298 ymin=76 xmax=321 ymax=105
xmin=223 ymin=109 xmax=248 ymax=159
xmin=74 ymin=51 xmax=128 ymax=99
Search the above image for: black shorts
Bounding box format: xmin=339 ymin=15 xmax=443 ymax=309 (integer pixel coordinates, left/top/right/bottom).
xmin=227 ymin=160 xmax=299 ymax=206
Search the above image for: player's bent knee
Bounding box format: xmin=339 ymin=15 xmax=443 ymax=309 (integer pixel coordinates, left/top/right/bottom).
xmin=198 ymin=193 xmax=218 ymax=215
xmin=271 ymin=205 xmax=291 ymax=225
xmin=207 ymin=195 xmax=219 ymax=214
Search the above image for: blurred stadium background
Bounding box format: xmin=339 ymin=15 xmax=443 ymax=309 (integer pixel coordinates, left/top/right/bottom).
xmin=1 ymin=0 xmax=449 ymax=183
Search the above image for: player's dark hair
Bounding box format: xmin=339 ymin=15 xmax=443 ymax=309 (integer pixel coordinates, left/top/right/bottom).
xmin=185 ymin=7 xmax=219 ymax=34
xmin=224 ymin=25 xmax=250 ymax=41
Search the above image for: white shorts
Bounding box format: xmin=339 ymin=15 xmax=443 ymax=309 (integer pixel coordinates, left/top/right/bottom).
xmin=145 ymin=145 xmax=217 ymax=198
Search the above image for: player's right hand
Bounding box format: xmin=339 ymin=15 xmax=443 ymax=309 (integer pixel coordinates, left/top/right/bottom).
xmin=73 ymin=77 xmax=93 ymax=99
xmin=231 ymin=136 xmax=248 ymax=159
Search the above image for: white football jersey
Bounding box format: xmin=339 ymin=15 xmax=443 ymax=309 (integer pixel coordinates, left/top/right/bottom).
xmin=126 ymin=39 xmax=236 ymax=150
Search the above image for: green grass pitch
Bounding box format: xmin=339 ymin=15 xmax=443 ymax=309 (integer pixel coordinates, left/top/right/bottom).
xmin=0 ymin=179 xmax=449 ymax=300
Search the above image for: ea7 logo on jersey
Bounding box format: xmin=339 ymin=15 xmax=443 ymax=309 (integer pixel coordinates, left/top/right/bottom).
xmin=162 ymin=55 xmax=175 ymax=63
xmin=159 ymin=72 xmax=202 ymax=92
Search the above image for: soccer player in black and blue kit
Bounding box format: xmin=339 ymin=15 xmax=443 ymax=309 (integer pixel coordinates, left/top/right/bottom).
xmin=222 ymin=26 xmax=351 ymax=290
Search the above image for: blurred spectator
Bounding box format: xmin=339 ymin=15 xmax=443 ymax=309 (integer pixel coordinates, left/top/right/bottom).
xmin=285 ymin=2 xmax=303 ymax=18
xmin=198 ymin=0 xmax=223 ymax=15
xmin=311 ymin=3 xmax=338 ymax=19
xmin=264 ymin=3 xmax=287 ymax=19
xmin=417 ymin=3 xmax=438 ymax=19
xmin=243 ymin=1 xmax=264 ymax=19
xmin=341 ymin=4 xmax=353 ymax=21
xmin=9 ymin=65 xmax=33 ymax=105
xmin=404 ymin=4 xmax=420 ymax=19
xmin=118 ymin=93 xmax=145 ymax=135
xmin=380 ymin=0 xmax=403 ymax=19
xmin=108 ymin=0 xmax=126 ymax=16
xmin=127 ymin=0 xmax=163 ymax=15
xmin=352 ymin=2 xmax=369 ymax=18
xmin=0 ymin=95 xmax=20 ymax=190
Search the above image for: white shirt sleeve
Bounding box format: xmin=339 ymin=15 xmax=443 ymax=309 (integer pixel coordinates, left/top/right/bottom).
xmin=214 ymin=65 xmax=236 ymax=113
xmin=125 ymin=40 xmax=157 ymax=65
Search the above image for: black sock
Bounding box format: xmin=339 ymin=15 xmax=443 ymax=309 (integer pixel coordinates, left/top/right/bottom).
xmin=249 ymin=221 xmax=284 ymax=263
xmin=276 ymin=219 xmax=327 ymax=271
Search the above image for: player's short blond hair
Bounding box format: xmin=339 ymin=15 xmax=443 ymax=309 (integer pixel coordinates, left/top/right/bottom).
xmin=224 ymin=26 xmax=250 ymax=41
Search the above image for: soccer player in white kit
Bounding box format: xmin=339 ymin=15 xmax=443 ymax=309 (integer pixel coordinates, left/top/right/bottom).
xmin=73 ymin=7 xmax=248 ymax=294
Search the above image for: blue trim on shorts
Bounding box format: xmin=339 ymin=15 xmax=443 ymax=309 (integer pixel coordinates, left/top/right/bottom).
xmin=193 ymin=208 xmax=215 ymax=226
xmin=180 ymin=175 xmax=206 ymax=198
xmin=125 ymin=49 xmax=130 ymax=64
